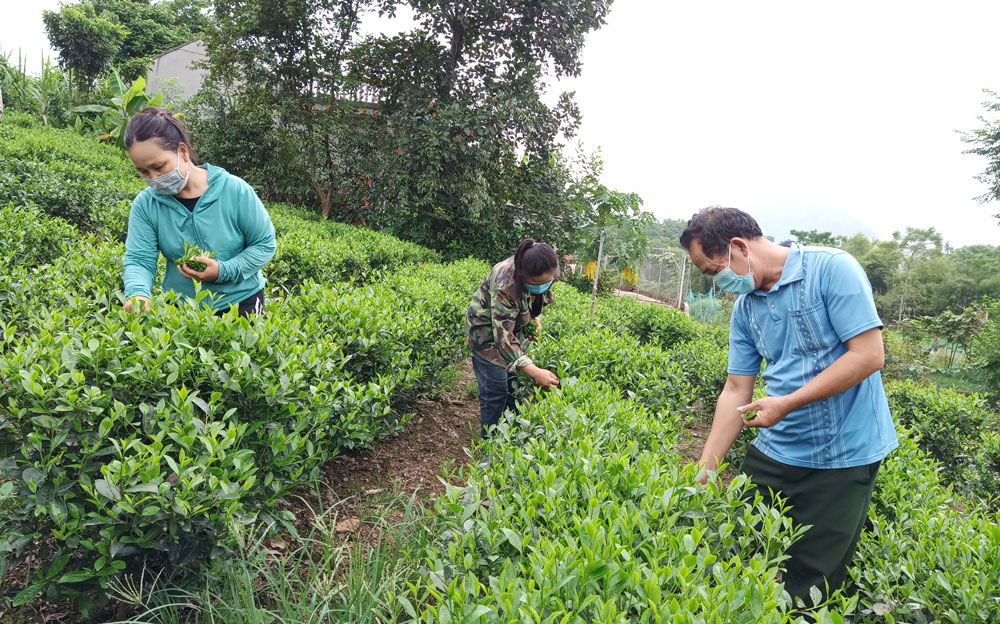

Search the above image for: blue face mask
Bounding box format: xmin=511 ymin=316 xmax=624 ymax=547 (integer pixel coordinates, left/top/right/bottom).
xmin=525 ymin=280 xmax=552 ymax=295
xmin=145 ymin=150 xmax=191 ymax=196
xmin=713 ymin=245 xmax=755 ymax=294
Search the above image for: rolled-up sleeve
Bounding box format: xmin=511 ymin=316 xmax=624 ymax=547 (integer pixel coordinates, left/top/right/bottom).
xmin=215 ymin=183 xmax=277 ymax=284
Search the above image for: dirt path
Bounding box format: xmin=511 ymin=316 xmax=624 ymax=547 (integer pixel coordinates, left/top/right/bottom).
xmin=316 ymin=359 xmax=480 ymax=509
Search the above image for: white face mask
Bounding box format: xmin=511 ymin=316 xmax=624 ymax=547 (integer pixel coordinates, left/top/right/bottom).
xmin=145 ymin=150 xmax=190 ymax=196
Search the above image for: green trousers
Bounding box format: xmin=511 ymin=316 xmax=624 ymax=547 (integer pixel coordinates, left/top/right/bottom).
xmin=740 ymin=445 xmax=881 ymax=607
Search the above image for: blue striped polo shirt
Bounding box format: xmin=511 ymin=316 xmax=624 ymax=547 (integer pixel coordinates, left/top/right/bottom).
xmin=728 ymin=244 xmax=898 ymax=469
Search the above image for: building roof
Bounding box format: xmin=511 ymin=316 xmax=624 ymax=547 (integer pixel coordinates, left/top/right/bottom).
xmin=152 ymin=38 xmax=205 ymax=61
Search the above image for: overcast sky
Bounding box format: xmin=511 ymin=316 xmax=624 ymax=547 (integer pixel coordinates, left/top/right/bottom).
xmin=4 ymin=0 xmax=1000 ymax=247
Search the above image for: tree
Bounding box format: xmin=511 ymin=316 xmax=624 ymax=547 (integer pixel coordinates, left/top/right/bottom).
xmin=44 ymin=0 xmax=212 ymax=88
xmin=910 ymin=307 xmax=987 ymax=368
xmin=43 ymin=2 xmax=127 ymax=90
xmin=890 ymin=227 xmax=943 ymax=323
xmin=962 ymin=89 xmax=1000 ymax=225
xmin=790 ymin=228 xmax=844 ymax=247
xmin=203 ymin=0 xmax=384 ymax=221
xmin=347 ymin=0 xmax=613 ymax=259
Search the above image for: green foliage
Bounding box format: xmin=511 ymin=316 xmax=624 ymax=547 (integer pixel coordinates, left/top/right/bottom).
xmin=1 ymin=243 xmax=483 ymax=607
xmin=789 ymin=229 xmax=844 ymax=247
xmin=44 ymin=0 xmax=211 ymax=88
xmin=177 ymin=241 xmax=217 ymax=272
xmin=198 ymin=0 xmax=616 ymax=260
xmin=881 ymin=328 xmax=928 ymax=382
xmin=907 ymin=306 xmax=986 ymax=368
xmin=0 ymin=203 xmax=77 ymax=270
xmin=43 ymin=1 xmax=127 ymax=90
xmin=962 ymin=88 xmax=1000 ymax=222
xmin=972 ymin=299 xmax=1000 ymax=395
xmin=646 ymin=217 xmax=688 ymax=250
xmin=201 ymin=0 xmax=389 ymax=223
xmin=884 ymin=380 xmax=988 ymax=467
xmin=0 ymin=119 xmax=143 ymax=233
xmin=395 ymin=379 xmax=812 ymax=623
xmin=264 ymin=204 xmax=441 ymax=293
xmin=525 ymin=284 xmax=726 ymax=414
xmin=71 ymin=73 xmax=165 ymax=149
xmin=850 ymin=427 xmax=1000 ymax=623
xmin=0 ymin=52 xmax=73 ymax=127
xmin=561 ymin=268 xmax=614 ymax=297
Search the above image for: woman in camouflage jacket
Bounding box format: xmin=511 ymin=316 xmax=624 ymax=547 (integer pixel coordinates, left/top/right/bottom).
xmin=466 ymin=238 xmax=561 ymax=437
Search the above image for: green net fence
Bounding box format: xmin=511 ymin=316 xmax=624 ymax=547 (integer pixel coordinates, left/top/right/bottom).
xmin=687 ymin=288 xmax=724 ymax=323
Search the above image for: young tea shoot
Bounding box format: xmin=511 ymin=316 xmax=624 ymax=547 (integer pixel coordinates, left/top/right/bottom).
xmin=179 ymin=240 xmax=217 ymax=272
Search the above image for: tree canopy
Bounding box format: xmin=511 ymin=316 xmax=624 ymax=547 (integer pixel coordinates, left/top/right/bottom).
xmin=193 ymin=0 xmax=622 ymax=261
xmin=44 ymin=0 xmax=211 ymax=87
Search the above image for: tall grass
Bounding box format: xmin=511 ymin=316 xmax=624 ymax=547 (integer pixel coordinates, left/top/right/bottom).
xmin=110 ymin=488 xmax=441 ymax=624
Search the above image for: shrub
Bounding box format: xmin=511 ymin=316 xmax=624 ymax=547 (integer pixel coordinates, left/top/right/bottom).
xmin=527 ymin=327 xmax=694 ymax=415
xmin=0 ymin=122 xmax=143 ymax=232
xmin=884 ymin=380 xmax=991 ymax=468
xmin=850 ymin=427 xmax=1000 ymax=623
xmin=881 ymin=329 xmax=928 ymax=382
xmin=394 ymin=379 xmax=812 ymax=623
xmin=665 ymin=336 xmax=729 ymax=407
xmin=0 ymin=255 xmax=480 ymax=611
xmin=561 ymin=268 xmax=615 ymax=297
xmin=0 ymin=202 xmax=77 ymax=269
xmin=972 ymin=299 xmax=1000 ymax=395
xmin=264 ymin=204 xmax=440 ymax=293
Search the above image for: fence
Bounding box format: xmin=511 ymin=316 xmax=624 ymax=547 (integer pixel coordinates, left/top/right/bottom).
xmin=614 ymin=247 xmax=689 ymax=308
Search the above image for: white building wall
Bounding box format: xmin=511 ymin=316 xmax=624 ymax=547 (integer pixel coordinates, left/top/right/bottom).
xmin=147 ymin=39 xmax=208 ymax=100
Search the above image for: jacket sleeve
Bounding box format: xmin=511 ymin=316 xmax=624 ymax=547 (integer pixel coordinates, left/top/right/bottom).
xmin=492 ymin=288 xmax=533 ymax=372
xmin=215 ymin=182 xmax=277 ymax=284
xmin=123 ymin=199 xmax=159 ymax=299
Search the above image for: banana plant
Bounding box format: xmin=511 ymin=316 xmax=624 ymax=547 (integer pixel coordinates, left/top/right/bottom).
xmin=71 ymin=71 xmax=164 ymax=149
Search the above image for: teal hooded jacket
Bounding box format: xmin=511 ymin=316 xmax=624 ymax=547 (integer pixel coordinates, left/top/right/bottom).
xmin=123 ymin=164 xmax=277 ymax=310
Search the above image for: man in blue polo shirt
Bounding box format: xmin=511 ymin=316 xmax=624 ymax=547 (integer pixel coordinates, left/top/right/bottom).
xmin=680 ymin=207 xmax=897 ymax=607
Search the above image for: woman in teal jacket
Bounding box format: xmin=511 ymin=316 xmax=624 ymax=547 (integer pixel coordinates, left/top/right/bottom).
xmin=122 ymin=107 xmax=276 ymax=316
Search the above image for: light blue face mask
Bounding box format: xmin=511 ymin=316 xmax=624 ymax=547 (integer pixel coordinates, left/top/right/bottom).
xmin=525 ymin=280 xmax=553 ymax=295
xmin=713 ymin=244 xmax=755 ymax=294
xmin=145 ymin=150 xmax=190 ymax=196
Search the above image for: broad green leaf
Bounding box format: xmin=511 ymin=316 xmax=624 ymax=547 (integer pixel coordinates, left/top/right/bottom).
xmin=500 ymin=528 xmax=523 ymax=553
xmin=95 ymin=479 xmax=121 ymax=501
xmin=12 ymin=582 xmax=45 ymax=606
xmin=58 ymin=570 xmax=94 ymax=583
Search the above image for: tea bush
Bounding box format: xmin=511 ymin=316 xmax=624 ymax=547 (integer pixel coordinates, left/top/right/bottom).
xmin=884 ymin=380 xmax=996 ymax=475
xmin=0 ymin=202 xmax=77 ymax=269
xmin=526 ymin=327 xmax=694 ymax=415
xmin=971 ymin=298 xmax=1000 ymax=396
xmin=393 ymin=379 xmax=821 ymax=624
xmin=264 ymin=205 xmax=440 ymax=293
xmin=1 ymin=246 xmax=483 ymax=611
xmin=604 ymin=296 xmax=703 ymax=349
xmin=0 ymin=121 xmax=144 ymax=232
xmin=850 ymin=427 xmax=1000 ymax=623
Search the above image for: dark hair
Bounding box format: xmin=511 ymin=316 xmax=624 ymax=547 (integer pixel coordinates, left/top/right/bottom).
xmin=514 ymin=238 xmax=559 ymax=282
xmin=679 ymin=206 xmax=763 ymax=257
xmin=124 ymin=107 xmax=200 ymax=162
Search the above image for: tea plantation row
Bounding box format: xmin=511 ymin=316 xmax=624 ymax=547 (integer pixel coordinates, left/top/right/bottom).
xmin=0 ymin=193 xmax=484 ymax=614
xmin=393 ymin=284 xmax=1000 ymax=623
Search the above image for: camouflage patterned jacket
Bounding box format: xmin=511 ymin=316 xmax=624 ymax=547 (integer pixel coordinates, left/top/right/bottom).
xmin=466 ymin=256 xmax=555 ymax=372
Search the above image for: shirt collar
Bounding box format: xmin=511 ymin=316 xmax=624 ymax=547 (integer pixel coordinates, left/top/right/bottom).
xmin=752 ymin=243 xmax=804 ymax=295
